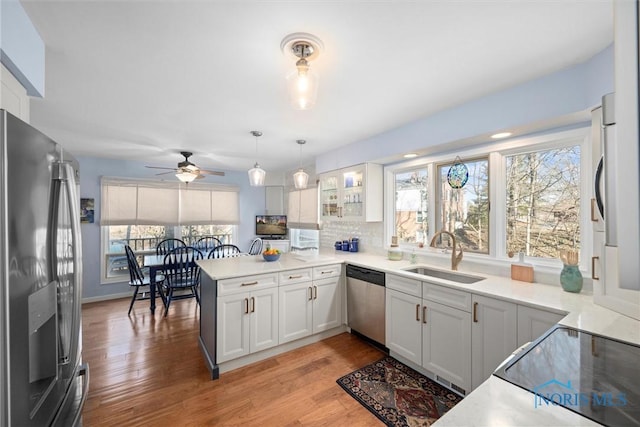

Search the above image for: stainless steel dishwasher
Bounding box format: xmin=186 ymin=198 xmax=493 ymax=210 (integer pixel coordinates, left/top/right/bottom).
xmin=346 ymin=264 xmax=386 ymax=347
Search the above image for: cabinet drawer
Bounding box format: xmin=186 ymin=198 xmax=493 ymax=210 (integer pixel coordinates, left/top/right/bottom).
xmin=313 ymin=264 xmax=342 ymax=280
xmin=218 ymin=273 xmax=278 ymax=296
xmin=423 ymin=283 xmax=471 ymax=312
xmin=387 ymin=274 xmax=421 ymax=297
xmin=279 ymin=268 xmax=313 ymax=286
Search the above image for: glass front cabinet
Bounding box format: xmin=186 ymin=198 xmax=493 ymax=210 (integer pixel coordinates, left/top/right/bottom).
xmin=319 ymin=163 xmax=383 ymax=222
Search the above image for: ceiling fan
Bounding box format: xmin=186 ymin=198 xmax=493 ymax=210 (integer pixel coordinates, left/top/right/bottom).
xmin=145 ymin=151 xmax=225 ymax=182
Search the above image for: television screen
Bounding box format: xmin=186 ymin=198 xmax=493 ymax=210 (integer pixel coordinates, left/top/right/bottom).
xmin=256 ymin=215 xmax=287 ymax=236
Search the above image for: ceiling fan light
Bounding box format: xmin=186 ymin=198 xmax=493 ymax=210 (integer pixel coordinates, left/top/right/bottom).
xmin=176 ymin=171 xmax=198 ymax=183
xmin=248 ymin=163 xmax=266 ymax=186
xmin=293 ymin=168 xmax=309 ymax=189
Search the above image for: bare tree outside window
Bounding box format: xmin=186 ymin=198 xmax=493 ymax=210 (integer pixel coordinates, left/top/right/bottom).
xmin=395 ymin=169 xmax=428 ymax=245
xmin=436 ymin=158 xmax=490 ymax=254
xmin=506 ymin=146 xmax=581 ymax=259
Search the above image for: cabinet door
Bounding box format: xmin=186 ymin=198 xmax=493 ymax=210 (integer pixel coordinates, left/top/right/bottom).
xmin=471 ymin=295 xmax=517 ymax=390
xmin=386 ymin=289 xmax=422 ymax=365
xmin=279 ymin=282 xmax=313 ymax=344
xmin=423 ymin=301 xmax=471 ymax=394
xmin=319 ymin=174 xmax=339 ymax=219
xmin=341 ymin=166 xmax=365 ymax=219
xmin=217 ymin=293 xmax=250 ymax=363
xmin=516 ymin=305 xmax=565 ymax=347
xmin=312 ymin=276 xmax=341 ymax=333
xmin=250 ymin=287 xmax=279 ymax=353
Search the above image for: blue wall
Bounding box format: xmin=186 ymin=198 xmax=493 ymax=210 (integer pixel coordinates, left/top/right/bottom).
xmin=316 ymin=45 xmax=614 ymax=173
xmin=77 ymin=156 xmax=265 ymax=300
xmin=0 ymin=0 xmax=45 ymax=96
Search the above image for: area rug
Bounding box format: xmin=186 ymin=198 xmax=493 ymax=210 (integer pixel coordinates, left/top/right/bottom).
xmin=337 ymin=356 xmax=463 ymax=426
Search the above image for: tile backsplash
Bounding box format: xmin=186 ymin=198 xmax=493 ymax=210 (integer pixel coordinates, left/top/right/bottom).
xmin=320 ymin=220 xmax=385 ymax=255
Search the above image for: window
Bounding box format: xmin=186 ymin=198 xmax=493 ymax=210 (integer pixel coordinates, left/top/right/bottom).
xmin=505 ymin=145 xmax=581 ymax=259
xmin=395 ymin=168 xmax=428 ymax=245
xmin=100 ymin=178 xmax=239 ymax=282
xmin=386 ymin=128 xmax=587 ymax=268
xmin=437 ymin=158 xmax=489 ymax=254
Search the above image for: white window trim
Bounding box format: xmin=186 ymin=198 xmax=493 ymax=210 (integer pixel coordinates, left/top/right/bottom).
xmin=384 ymin=127 xmax=590 ymax=272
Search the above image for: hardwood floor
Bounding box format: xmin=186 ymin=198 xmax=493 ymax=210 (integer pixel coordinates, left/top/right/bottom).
xmin=81 ymin=297 xmax=385 ymax=426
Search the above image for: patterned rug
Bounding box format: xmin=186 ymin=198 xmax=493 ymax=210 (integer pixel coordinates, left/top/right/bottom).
xmin=337 ymin=356 xmax=463 ymax=426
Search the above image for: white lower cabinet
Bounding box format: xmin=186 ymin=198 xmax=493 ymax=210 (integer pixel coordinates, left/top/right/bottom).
xmin=217 ymin=287 xmax=279 ymax=363
xmin=471 ymin=294 xmax=517 ymax=390
xmin=423 ymin=300 xmax=471 ymax=394
xmin=516 ymin=305 xmax=565 ymax=347
xmin=279 ymin=281 xmax=313 ymax=343
xmin=386 ymin=288 xmax=422 ymax=364
xmin=386 ymin=277 xmax=471 ymax=394
xmin=279 ymin=274 xmax=341 ymax=344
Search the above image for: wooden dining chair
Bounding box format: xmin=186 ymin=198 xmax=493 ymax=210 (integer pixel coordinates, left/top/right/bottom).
xmin=125 ymin=245 xmax=165 ymax=315
xmin=196 ymin=236 xmax=222 ymax=252
xmin=248 ymin=238 xmax=263 ymax=255
xmin=156 ymin=238 xmax=186 ymax=256
xmin=207 ymin=244 xmax=242 ymax=259
xmin=160 ymin=246 xmax=204 ymax=316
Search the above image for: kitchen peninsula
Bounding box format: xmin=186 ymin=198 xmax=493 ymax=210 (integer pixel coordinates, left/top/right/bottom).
xmin=198 ymin=251 xmax=640 ymax=426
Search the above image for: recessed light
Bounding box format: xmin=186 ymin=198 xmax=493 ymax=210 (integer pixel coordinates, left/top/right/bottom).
xmin=491 ymin=132 xmax=512 ymax=139
xmin=404 ymin=153 xmax=418 ymax=158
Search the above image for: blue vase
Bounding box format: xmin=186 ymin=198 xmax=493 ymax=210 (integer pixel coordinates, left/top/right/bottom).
xmin=560 ymin=264 xmax=583 ymax=293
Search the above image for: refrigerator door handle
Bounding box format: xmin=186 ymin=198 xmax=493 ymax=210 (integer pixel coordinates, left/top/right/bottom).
xmin=51 ymin=162 xmax=82 ymax=366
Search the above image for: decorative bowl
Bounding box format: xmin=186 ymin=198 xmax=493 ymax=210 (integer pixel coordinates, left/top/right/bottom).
xmin=263 ymin=253 xmax=281 ymax=262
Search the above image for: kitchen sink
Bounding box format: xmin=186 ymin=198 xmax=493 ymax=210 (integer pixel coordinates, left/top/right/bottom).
xmin=401 ymin=266 xmax=485 ymax=284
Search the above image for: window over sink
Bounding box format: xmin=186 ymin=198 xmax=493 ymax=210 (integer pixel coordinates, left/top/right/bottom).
xmin=387 ymin=128 xmax=586 ymax=265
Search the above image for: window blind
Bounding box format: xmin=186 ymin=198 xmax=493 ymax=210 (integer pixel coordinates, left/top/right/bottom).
xmin=100 ymin=177 xmax=239 ymax=226
xmin=287 ymin=187 xmax=319 ymax=230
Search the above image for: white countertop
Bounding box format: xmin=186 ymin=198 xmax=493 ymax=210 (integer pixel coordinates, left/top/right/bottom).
xmin=198 ymin=250 xmax=640 ymax=426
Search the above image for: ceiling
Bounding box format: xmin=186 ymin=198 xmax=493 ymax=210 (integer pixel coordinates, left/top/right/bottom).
xmin=21 ymin=0 xmax=613 ymax=175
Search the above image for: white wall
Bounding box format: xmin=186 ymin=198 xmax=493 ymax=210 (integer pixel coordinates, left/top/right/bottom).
xmin=77 ymin=156 xmax=265 ymax=300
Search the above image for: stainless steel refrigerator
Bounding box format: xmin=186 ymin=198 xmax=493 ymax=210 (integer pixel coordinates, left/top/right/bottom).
xmin=0 ymin=110 xmax=88 ymax=426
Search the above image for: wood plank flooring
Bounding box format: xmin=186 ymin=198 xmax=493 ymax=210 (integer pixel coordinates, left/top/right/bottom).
xmin=81 ymin=297 xmax=385 ymax=426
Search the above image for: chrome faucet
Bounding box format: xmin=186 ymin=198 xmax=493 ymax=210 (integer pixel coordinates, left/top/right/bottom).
xmin=429 ymin=230 xmax=463 ymax=271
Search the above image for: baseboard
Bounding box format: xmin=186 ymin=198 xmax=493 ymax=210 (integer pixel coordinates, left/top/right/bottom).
xmin=217 ymin=326 xmax=347 ymax=375
xmin=82 ymin=292 xmax=131 ymax=304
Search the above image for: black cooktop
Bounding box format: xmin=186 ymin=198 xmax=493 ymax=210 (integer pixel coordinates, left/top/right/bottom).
xmin=493 ymin=325 xmax=640 ymax=426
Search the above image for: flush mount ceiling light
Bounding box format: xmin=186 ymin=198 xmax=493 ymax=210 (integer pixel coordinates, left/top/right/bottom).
xmin=293 ymin=139 xmax=309 ymax=189
xmin=248 ymin=130 xmax=266 ymax=186
xmin=491 ymin=132 xmax=513 ymax=139
xmin=281 ymin=32 xmax=324 ymax=110
xmin=404 ymin=153 xmax=418 ymax=158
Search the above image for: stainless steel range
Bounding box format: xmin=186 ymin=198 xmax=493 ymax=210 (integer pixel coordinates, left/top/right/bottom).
xmin=493 ymin=325 xmax=640 ymax=426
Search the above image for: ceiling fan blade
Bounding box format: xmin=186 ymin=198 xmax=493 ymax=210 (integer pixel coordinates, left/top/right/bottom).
xmin=155 ymin=171 xmax=175 ymax=176
xmin=199 ymin=169 xmax=225 ymax=176
xmin=146 ymin=166 xmax=176 ymax=171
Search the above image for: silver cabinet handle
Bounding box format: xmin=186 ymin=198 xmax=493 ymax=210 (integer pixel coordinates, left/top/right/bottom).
xmin=592 ymin=256 xmax=600 ymax=280
xmin=313 ymin=285 xmax=318 ymax=299
xmin=415 ymin=304 xmax=420 ymax=322
xmin=244 ymin=298 xmax=249 ymax=314
xmin=473 ymin=302 xmax=478 ymax=323
xmin=250 ymin=296 xmax=255 ymax=313
xmin=308 ymin=287 xmax=313 ymax=301
xmin=423 ymin=306 xmax=427 ymax=324
xmin=289 ymin=275 xmax=303 ymax=279
xmin=241 ymin=281 xmax=258 ymax=286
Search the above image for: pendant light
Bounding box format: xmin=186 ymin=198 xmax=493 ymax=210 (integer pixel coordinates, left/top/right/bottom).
xmin=248 ymin=130 xmax=266 ymax=186
xmin=293 ymin=139 xmax=309 ymax=189
xmin=281 ymin=33 xmax=323 ymax=110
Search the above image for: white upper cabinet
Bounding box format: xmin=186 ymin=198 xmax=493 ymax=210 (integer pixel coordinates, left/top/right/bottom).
xmin=319 ymin=163 xmax=383 ymax=222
